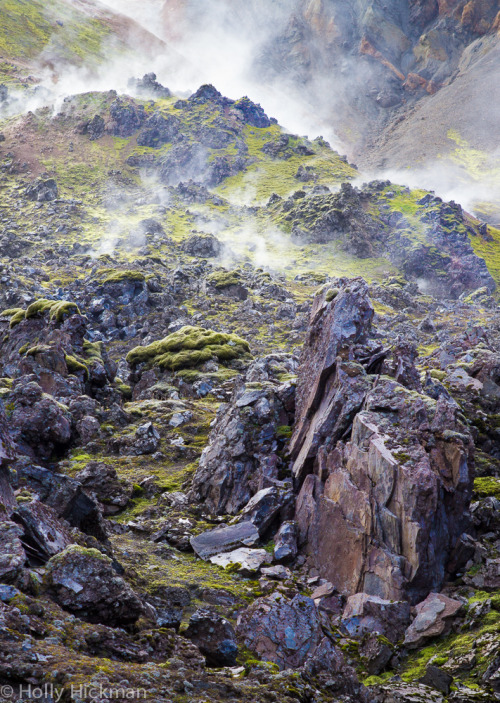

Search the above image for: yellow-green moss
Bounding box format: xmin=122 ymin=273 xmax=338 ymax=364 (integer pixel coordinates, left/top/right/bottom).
xmin=474 ymin=476 xmax=500 ymax=500
xmin=99 ymin=269 xmax=146 ymax=284
xmin=65 ymin=354 xmax=89 ymax=379
xmin=207 ymin=270 xmax=241 ymax=289
xmin=25 ymin=298 xmax=80 ymax=323
xmin=126 ymin=325 xmax=251 ymax=370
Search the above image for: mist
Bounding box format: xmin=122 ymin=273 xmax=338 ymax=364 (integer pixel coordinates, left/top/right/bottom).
xmin=2 ymin=0 xmax=499 ymax=230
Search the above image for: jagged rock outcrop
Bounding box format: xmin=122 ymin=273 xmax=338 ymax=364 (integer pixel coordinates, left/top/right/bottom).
xmin=190 ymin=355 xmax=296 ymax=515
xmin=292 ymin=280 xmax=475 ymax=603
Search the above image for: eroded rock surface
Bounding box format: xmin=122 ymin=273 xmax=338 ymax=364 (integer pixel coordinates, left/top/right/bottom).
xmin=293 ymin=280 xmax=474 ymax=603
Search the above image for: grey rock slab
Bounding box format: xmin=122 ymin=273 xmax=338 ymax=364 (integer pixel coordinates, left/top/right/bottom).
xmin=210 ymin=548 xmax=271 ymax=575
xmin=190 ymin=521 xmax=260 ymax=560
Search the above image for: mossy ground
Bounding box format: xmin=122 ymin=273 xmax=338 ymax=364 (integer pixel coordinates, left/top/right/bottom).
xmin=0 ymin=0 xmax=115 ymax=68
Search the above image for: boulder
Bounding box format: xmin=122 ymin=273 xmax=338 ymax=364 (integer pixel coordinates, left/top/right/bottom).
xmin=359 ymin=632 xmax=394 ymax=675
xmin=341 ymin=593 xmax=411 ymax=643
xmin=181 ymin=233 xmax=222 ymax=258
xmin=233 ymin=96 xmax=271 ymax=128
xmin=0 ymin=400 xmax=15 ymax=514
xmin=9 ymin=379 xmax=72 ymax=462
xmin=108 ymin=98 xmax=144 ymax=137
xmin=132 ymin=422 xmax=160 ymax=455
xmin=419 ymin=665 xmax=454 ymax=695
xmin=15 ymin=463 xmax=107 ymax=541
xmin=273 ymin=520 xmax=298 ymax=563
xmin=25 ymin=178 xmax=58 ymax=202
xmin=13 ymin=501 xmax=73 ymax=563
xmin=261 ymin=564 xmax=292 ymax=580
xmin=464 ymin=558 xmax=500 ymax=591
xmin=237 ymin=591 xmax=363 ymax=692
xmin=209 ymin=547 xmax=271 ymax=575
xmin=147 ymin=586 xmax=191 ymax=631
xmin=290 ymin=279 xmax=375 ymax=483
xmin=137 ymin=111 xmax=180 ymax=148
xmin=184 ymin=609 xmax=237 ymax=667
xmin=46 ymin=545 xmax=143 ymax=626
xmin=75 ymin=461 xmax=132 ymax=515
xmin=130 ymin=72 xmax=171 ymax=99
xmin=404 ymin=592 xmax=464 ymax=648
xmin=239 ymin=485 xmax=294 ymax=536
xmin=190 ymin=521 xmax=260 ymax=560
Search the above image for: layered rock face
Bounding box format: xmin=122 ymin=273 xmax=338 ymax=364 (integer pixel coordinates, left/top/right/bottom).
xmin=291 ymin=280 xmax=474 ymax=603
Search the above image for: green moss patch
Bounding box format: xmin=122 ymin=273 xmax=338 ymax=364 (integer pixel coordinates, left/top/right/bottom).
xmin=126 ymin=325 xmax=251 ymax=371
xmin=2 ymin=299 xmax=80 ymax=327
xmin=98 ymin=268 xmax=146 ymax=284
xmin=474 ymin=476 xmax=500 ymax=500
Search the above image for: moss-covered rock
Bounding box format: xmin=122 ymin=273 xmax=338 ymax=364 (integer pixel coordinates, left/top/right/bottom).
xmin=2 ymin=299 xmax=80 ymax=328
xmin=98 ymin=269 xmax=146 ymax=284
xmin=126 ymin=325 xmax=251 ymax=370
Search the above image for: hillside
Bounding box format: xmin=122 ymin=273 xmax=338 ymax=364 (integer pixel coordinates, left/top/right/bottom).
xmin=0 ymin=4 xmax=500 ymax=703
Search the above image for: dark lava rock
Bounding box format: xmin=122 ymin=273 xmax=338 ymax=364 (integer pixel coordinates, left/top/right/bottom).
xmin=181 ymin=233 xmax=223 ymax=258
xmin=188 ymin=84 xmax=231 ymax=107
xmin=9 ymin=379 xmax=71 ymax=462
xmin=184 ymin=608 xmax=238 ymax=667
xmin=190 ymin=373 xmax=295 ymax=515
xmin=75 ymin=461 xmax=131 ymax=515
xmin=25 ymin=178 xmax=58 ymax=202
xmin=14 ymin=462 xmax=107 ymax=541
xmin=0 ymin=400 xmax=15 ymax=513
xmin=13 ymin=501 xmax=73 ymax=563
xmin=292 ymin=279 xmax=474 ymax=603
xmin=46 ymin=545 xmax=143 ymax=626
xmin=108 ymin=98 xmax=145 ymax=137
xmin=239 ymin=485 xmax=295 ymax=536
xmin=137 ymin=112 xmax=180 ymax=148
xmin=419 ymin=665 xmax=454 ymax=695
xmin=0 ymin=521 xmax=26 ymax=583
xmin=341 ymin=593 xmax=411 ymax=643
xmin=273 ymin=520 xmax=298 ymax=563
xmin=86 ymin=114 xmax=105 ymax=141
xmin=233 ymin=96 xmax=271 ymax=128
xmin=237 ymin=592 xmax=361 ymax=687
xmin=129 ymin=72 xmax=171 ymax=99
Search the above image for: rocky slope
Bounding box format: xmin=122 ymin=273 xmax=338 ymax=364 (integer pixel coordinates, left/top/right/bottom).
xmin=0 ymin=4 xmax=500 ymax=703
xmin=161 ymin=0 xmax=500 ymax=166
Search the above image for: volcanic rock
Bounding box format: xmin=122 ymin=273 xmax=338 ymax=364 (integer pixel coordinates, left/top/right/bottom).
xmin=404 ymin=592 xmax=464 ymax=648
xmin=184 ymin=608 xmax=238 ymax=667
xmin=293 ymin=280 xmax=474 ymax=603
xmin=190 ymin=521 xmax=260 ymax=560
xmin=190 ymin=372 xmax=295 ymax=515
xmin=209 ymin=547 xmax=271 ymax=575
xmin=46 ymin=545 xmax=143 ymax=626
xmin=237 ymin=591 xmax=360 ymax=687
xmin=273 ymin=520 xmax=298 ymax=563
xmin=25 ymin=178 xmax=58 ymax=202
xmin=342 ymin=593 xmax=411 ymax=643
xmin=0 ymin=521 xmax=26 ymax=583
